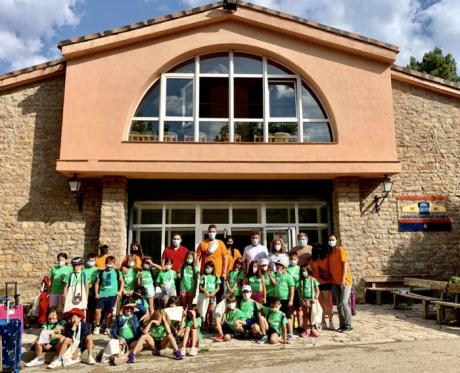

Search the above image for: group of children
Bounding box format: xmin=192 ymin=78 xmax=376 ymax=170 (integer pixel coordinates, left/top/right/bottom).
xmin=26 ymin=243 xmax=324 ymax=368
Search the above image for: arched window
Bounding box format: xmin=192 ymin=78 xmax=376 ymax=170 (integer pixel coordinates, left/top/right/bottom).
xmin=129 ymin=52 xmax=332 ymax=143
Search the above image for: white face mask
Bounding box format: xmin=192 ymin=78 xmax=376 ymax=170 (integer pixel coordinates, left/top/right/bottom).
xmin=328 ymin=240 xmax=337 ymax=247
xmin=58 ymin=260 xmax=66 ymax=267
xmin=172 ymin=239 xmax=181 ymax=248
xmin=143 ymin=264 xmax=150 ymax=270
xmin=165 ymin=265 xmax=172 ymax=271
xmin=205 ymin=267 xmax=213 ymax=274
xmin=251 ymin=239 xmax=259 ymax=246
xmin=106 ymin=264 xmax=114 ymax=269
xmin=289 ymin=260 xmax=298 ymax=266
xmin=208 ymin=232 xmax=216 ymax=240
xmin=186 ymin=258 xmax=194 ymax=265
xmin=303 ymin=271 xmax=309 ymax=277
xmin=242 ymin=293 xmax=252 ymax=300
xmin=298 ymin=239 xmax=308 ymax=247
xmin=86 ymin=261 xmax=95 ymax=268
xmin=274 ymin=244 xmax=281 ymax=252
xmin=127 ymin=261 xmax=135 ymax=268
xmin=227 ymin=302 xmax=236 ymax=310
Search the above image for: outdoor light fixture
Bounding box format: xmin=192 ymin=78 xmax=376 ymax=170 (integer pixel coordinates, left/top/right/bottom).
xmin=69 ymin=174 xmax=83 ymax=211
xmin=223 ymin=0 xmax=238 ymax=11
xmin=373 ymin=175 xmax=393 ymax=212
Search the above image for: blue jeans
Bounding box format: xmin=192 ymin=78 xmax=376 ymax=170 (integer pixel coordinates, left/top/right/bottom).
xmin=331 ymin=284 xmax=352 ymax=328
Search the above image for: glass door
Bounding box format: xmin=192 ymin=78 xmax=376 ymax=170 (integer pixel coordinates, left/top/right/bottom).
xmin=264 ymin=227 xmax=296 ymax=252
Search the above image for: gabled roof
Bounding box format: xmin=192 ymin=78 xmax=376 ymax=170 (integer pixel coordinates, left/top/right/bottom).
xmin=58 ymin=1 xmax=399 ymax=53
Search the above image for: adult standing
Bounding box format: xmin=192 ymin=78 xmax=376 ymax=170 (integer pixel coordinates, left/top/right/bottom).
xmin=268 ymin=238 xmax=288 ymax=272
xmin=196 ymin=225 xmax=228 ymax=280
xmin=290 ymin=232 xmax=313 ymax=267
xmin=242 ymin=231 xmax=268 ymax=271
xmin=225 ymin=235 xmax=241 ymax=273
xmin=162 ymin=233 xmax=189 ymax=291
xmin=328 ymin=234 xmax=353 ymax=332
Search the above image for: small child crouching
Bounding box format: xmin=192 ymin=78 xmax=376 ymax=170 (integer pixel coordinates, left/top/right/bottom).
xmin=260 ymin=298 xmax=289 ymax=345
xmin=214 ymin=295 xmax=246 ymax=342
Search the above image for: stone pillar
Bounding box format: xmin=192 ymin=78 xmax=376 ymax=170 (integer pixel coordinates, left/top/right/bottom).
xmin=99 ymin=176 xmax=128 ymax=259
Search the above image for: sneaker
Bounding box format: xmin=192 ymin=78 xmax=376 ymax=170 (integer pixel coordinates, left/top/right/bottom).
xmin=189 ymin=347 xmax=198 ymax=356
xmin=214 ymin=335 xmax=225 ymax=342
xmin=180 ymin=347 xmax=186 ymax=356
xmin=339 ymin=326 xmax=353 ymax=333
xmin=26 ymin=357 xmax=45 ymax=367
xmin=287 ymin=333 xmax=294 ymax=340
xmin=310 ymin=329 xmax=319 ymax=337
xmin=299 ymin=331 xmax=308 ymax=338
xmin=256 ymin=335 xmax=268 ymax=344
xmin=93 ymin=326 xmax=100 ymax=335
xmin=87 ymin=354 xmax=96 ymax=365
xmin=62 ymin=356 xmax=81 ymax=367
xmin=174 ymin=349 xmax=183 ymax=360
xmin=47 ymin=357 xmax=62 ymax=369
xmin=128 ymin=352 xmax=136 ymax=364
xmin=104 ymin=328 xmax=111 ymax=336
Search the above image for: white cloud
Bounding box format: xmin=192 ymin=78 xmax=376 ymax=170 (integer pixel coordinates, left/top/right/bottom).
xmin=0 ymin=0 xmax=80 ymax=71
xmin=181 ymin=0 xmax=460 ymax=66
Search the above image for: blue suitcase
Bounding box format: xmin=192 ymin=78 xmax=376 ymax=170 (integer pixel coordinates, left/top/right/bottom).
xmin=0 ymin=297 xmax=22 ymax=373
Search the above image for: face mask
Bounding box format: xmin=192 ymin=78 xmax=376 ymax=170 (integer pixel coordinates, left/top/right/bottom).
xmin=328 ymin=240 xmax=337 ymax=247
xmin=172 ymin=239 xmax=181 ymax=248
xmin=205 ymin=267 xmax=212 ymax=274
xmin=143 ymin=264 xmax=150 ymax=270
xmin=86 ymin=261 xmax=95 ymax=268
xmin=242 ymin=293 xmax=252 ymax=301
xmin=106 ymin=264 xmax=114 ymax=269
xmin=227 ymin=242 xmax=233 ymax=246
xmin=127 ymin=261 xmax=135 ymax=268
xmin=274 ymin=244 xmax=281 ymax=252
xmin=227 ymin=302 xmax=236 ymax=310
xmin=208 ymin=232 xmax=216 ymax=240
xmin=186 ymin=258 xmax=194 ymax=265
xmin=251 ymin=239 xmax=259 ymax=246
xmin=131 ymin=248 xmax=139 ymax=255
xmin=290 ymin=260 xmax=298 ymax=266
xmin=298 ymin=239 xmax=307 ymax=247
xmin=74 ymin=268 xmax=81 ymax=273
xmin=165 ymin=265 xmax=172 ymax=271
xmin=58 ymin=260 xmax=65 ymax=267
xmin=303 ymin=271 xmax=309 ymax=277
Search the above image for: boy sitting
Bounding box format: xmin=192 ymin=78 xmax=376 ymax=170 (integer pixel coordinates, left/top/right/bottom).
xmin=258 ymin=298 xmax=289 ymax=345
xmin=214 ymin=295 xmax=246 ymax=342
xmin=239 ymin=285 xmax=266 ymax=341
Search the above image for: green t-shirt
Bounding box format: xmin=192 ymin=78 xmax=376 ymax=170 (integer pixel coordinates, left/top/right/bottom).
xmin=49 ymin=265 xmax=72 ymax=294
xmin=42 ymin=320 xmax=66 ymax=346
xmin=262 ymin=306 xmax=288 ymax=335
xmin=98 ymin=269 xmax=119 ymax=298
xmin=247 ymin=275 xmax=262 ymax=292
xmin=84 ymin=267 xmax=99 ymax=296
xmin=180 ymin=266 xmax=199 ymax=292
xmin=225 ymin=308 xmax=244 ymax=332
xmin=122 ymin=268 xmax=137 ymax=292
xmin=157 ymin=270 xmax=177 ymax=290
xmin=263 ymin=272 xmax=275 ymax=297
xmin=240 ymin=299 xmax=260 ymax=320
xmin=287 ymin=265 xmax=300 ymax=288
xmin=227 ymin=270 xmax=244 ymax=296
xmin=275 ymin=272 xmax=295 ymax=300
xmin=200 ymin=274 xmax=221 ymax=293
xmin=64 ymin=271 xmax=86 ymax=286
xmin=119 ymin=317 xmax=136 ymax=341
xmin=150 ymin=324 xmax=166 ymax=341
xmin=184 ymin=316 xmax=203 ymax=342
xmin=299 ymin=277 xmax=320 ymax=300
xmin=138 ymin=269 xmax=155 ymax=286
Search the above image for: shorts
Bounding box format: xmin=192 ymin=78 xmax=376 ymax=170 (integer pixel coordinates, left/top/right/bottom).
xmin=267 ymin=327 xmax=279 ymax=338
xmin=301 ymin=298 xmax=314 ymax=308
xmin=49 ymin=294 xmax=64 ymax=309
xmin=251 ymin=291 xmax=264 ymax=304
xmin=180 ymin=291 xmax=194 ymax=298
xmin=156 ymin=287 xmax=177 ymax=300
xmin=208 ymin=296 xmax=217 ymax=305
xmin=87 ymin=295 xmax=97 ymax=311
xmin=222 ymin=322 xmax=236 ymax=336
xmin=292 ymin=294 xmax=300 ymax=308
xmin=319 ymin=283 xmax=332 ymax=291
xmin=243 ymin=318 xmax=258 ymax=331
xmin=96 ymin=296 xmax=117 ymax=312
xmin=143 ymin=284 xmax=155 ymax=299
xmin=154 ymin=339 xmax=163 ymax=351
xmin=280 ymin=299 xmax=292 ymax=318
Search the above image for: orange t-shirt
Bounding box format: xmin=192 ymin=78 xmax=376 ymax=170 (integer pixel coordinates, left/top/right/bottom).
xmin=196 ymin=239 xmax=228 ymax=277
xmin=226 ymin=248 xmax=242 ymax=273
xmin=120 ymin=255 xmax=143 ymax=269
xmin=309 ymin=256 xmax=331 ymax=285
xmin=95 ymin=254 xmax=108 ymax=270
xmin=329 ymin=246 xmax=353 ymax=286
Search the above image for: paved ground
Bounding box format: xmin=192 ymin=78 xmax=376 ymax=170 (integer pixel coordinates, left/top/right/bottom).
xmin=21 ymin=304 xmax=460 ymax=372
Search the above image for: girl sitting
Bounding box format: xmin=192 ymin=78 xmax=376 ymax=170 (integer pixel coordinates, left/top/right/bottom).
xmin=179 ymin=304 xmax=202 ymax=356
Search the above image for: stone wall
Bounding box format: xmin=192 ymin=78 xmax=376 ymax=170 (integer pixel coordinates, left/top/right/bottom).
xmin=0 ymin=77 xmax=102 ymax=300
xmin=334 ymin=80 xmax=460 ymax=299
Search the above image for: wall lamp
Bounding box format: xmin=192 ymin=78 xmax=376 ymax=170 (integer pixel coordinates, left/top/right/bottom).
xmin=223 ymin=0 xmax=238 ymax=11
xmin=373 ymin=175 xmax=393 ymax=212
xmin=69 ymin=174 xmax=83 ymax=212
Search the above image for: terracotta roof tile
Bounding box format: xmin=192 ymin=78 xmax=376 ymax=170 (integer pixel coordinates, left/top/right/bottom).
xmin=391 ymin=64 xmax=460 ymax=91
xmin=0 ymin=58 xmax=65 ymax=82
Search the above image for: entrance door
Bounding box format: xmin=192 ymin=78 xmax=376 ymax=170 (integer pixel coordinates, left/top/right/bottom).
xmin=230 ymin=228 xmax=263 ymax=253
xmin=199 ymin=225 xmax=231 ymax=243
xmin=264 ymin=227 xmax=296 ymax=252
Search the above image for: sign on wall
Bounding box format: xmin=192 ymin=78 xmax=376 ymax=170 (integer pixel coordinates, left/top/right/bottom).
xmin=397 ymin=196 xmax=452 ymax=232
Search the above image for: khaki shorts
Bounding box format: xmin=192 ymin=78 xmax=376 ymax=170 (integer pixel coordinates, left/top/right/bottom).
xmin=49 ymin=294 xmax=64 ymax=310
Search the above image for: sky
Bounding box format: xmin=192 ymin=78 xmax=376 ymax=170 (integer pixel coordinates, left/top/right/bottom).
xmin=1 ymin=0 xmax=460 ymax=74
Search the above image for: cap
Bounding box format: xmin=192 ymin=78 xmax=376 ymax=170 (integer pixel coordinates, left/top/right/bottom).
xmin=259 ymin=258 xmax=269 ymax=266
xmin=242 ymin=285 xmax=252 ymax=292
xmin=64 ymin=308 xmax=85 ymax=320
xmin=71 ymin=257 xmax=83 ymax=266
xmin=276 ymin=256 xmax=289 ymax=268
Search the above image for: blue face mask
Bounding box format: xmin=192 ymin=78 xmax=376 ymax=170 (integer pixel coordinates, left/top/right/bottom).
xmin=298 ymin=239 xmax=307 ymax=247
xmin=208 ymin=232 xmax=216 ymax=240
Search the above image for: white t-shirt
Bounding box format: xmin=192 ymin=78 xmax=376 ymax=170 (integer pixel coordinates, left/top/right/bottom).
xmin=243 ymin=244 xmax=269 ymax=268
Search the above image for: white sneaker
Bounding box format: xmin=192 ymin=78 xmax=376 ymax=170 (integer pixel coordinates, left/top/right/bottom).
xmin=47 ymin=357 xmax=62 ymax=369
xmin=104 ymin=328 xmax=110 ymax=336
xmin=189 ymin=347 xmax=198 ymax=356
xmin=180 ymin=347 xmax=186 ymax=356
xmin=100 ymin=354 xmax=110 ymax=364
xmin=93 ymin=326 xmax=100 ymax=335
xmin=87 ymin=354 xmax=96 ymax=365
xmin=62 ymin=356 xmax=81 ymax=367
xmin=26 ymin=357 xmax=45 ymax=367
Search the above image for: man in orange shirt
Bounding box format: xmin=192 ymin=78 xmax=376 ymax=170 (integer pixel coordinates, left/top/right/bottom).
xmin=95 ymin=245 xmax=109 ymax=269
xmin=328 ymin=234 xmax=353 ymax=332
xmin=196 ymin=224 xmax=228 ymax=280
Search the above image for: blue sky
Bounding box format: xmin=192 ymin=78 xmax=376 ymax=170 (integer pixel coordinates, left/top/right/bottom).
xmin=1 ymin=0 xmax=460 ymax=74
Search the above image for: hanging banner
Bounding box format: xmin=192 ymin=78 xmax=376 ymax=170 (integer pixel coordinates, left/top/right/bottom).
xmin=397 ymin=196 xmax=452 ymax=232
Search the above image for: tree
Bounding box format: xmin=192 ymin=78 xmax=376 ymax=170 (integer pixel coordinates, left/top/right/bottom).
xmin=408 ymin=47 xmax=460 ymax=82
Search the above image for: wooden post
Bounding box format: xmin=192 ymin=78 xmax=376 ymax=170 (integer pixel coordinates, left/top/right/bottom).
xmin=392 ymin=293 xmax=399 ymax=309
xmin=376 ymin=291 xmax=382 ymax=305
xmin=423 ymin=300 xmax=430 ymax=319
xmin=436 ymin=303 xmax=445 ymax=324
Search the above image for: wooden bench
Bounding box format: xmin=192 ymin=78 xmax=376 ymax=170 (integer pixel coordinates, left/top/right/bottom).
xmin=392 ymin=278 xmax=448 ymax=319
xmin=365 ymin=275 xmax=406 ymax=305
xmin=433 ymin=283 xmax=460 ymax=324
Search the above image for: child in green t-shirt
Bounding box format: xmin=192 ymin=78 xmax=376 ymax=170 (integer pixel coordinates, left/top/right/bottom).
xmin=48 ymin=253 xmax=72 ymax=311
xmin=179 ymin=252 xmax=199 ymax=307
xmin=179 ymin=304 xmax=202 ymax=357
xmin=298 ymin=265 xmax=320 ymax=337
xmin=214 ymin=295 xmax=246 ymax=342
xmin=287 ymin=252 xmax=302 ymax=336
xmin=274 ymin=257 xmax=295 ymax=339
xmin=122 ymin=254 xmax=138 ymax=297
xmin=260 ymin=298 xmax=289 ymax=345
xmin=156 ymin=258 xmax=177 ymax=308
xmin=198 ymin=262 xmax=221 ymax=332
xmin=226 ymin=257 xmax=244 ymax=300
xmin=137 ymin=256 xmax=162 ymax=315
xmin=84 ymin=253 xmax=99 ymax=325
xmin=26 ymin=307 xmax=66 ymax=367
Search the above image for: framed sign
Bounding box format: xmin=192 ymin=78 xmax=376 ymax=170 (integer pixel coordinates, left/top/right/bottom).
xmin=397 ymin=196 xmax=452 ymax=232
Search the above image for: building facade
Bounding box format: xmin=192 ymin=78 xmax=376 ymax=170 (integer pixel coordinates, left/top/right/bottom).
xmin=0 ymin=2 xmax=459 ymax=301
